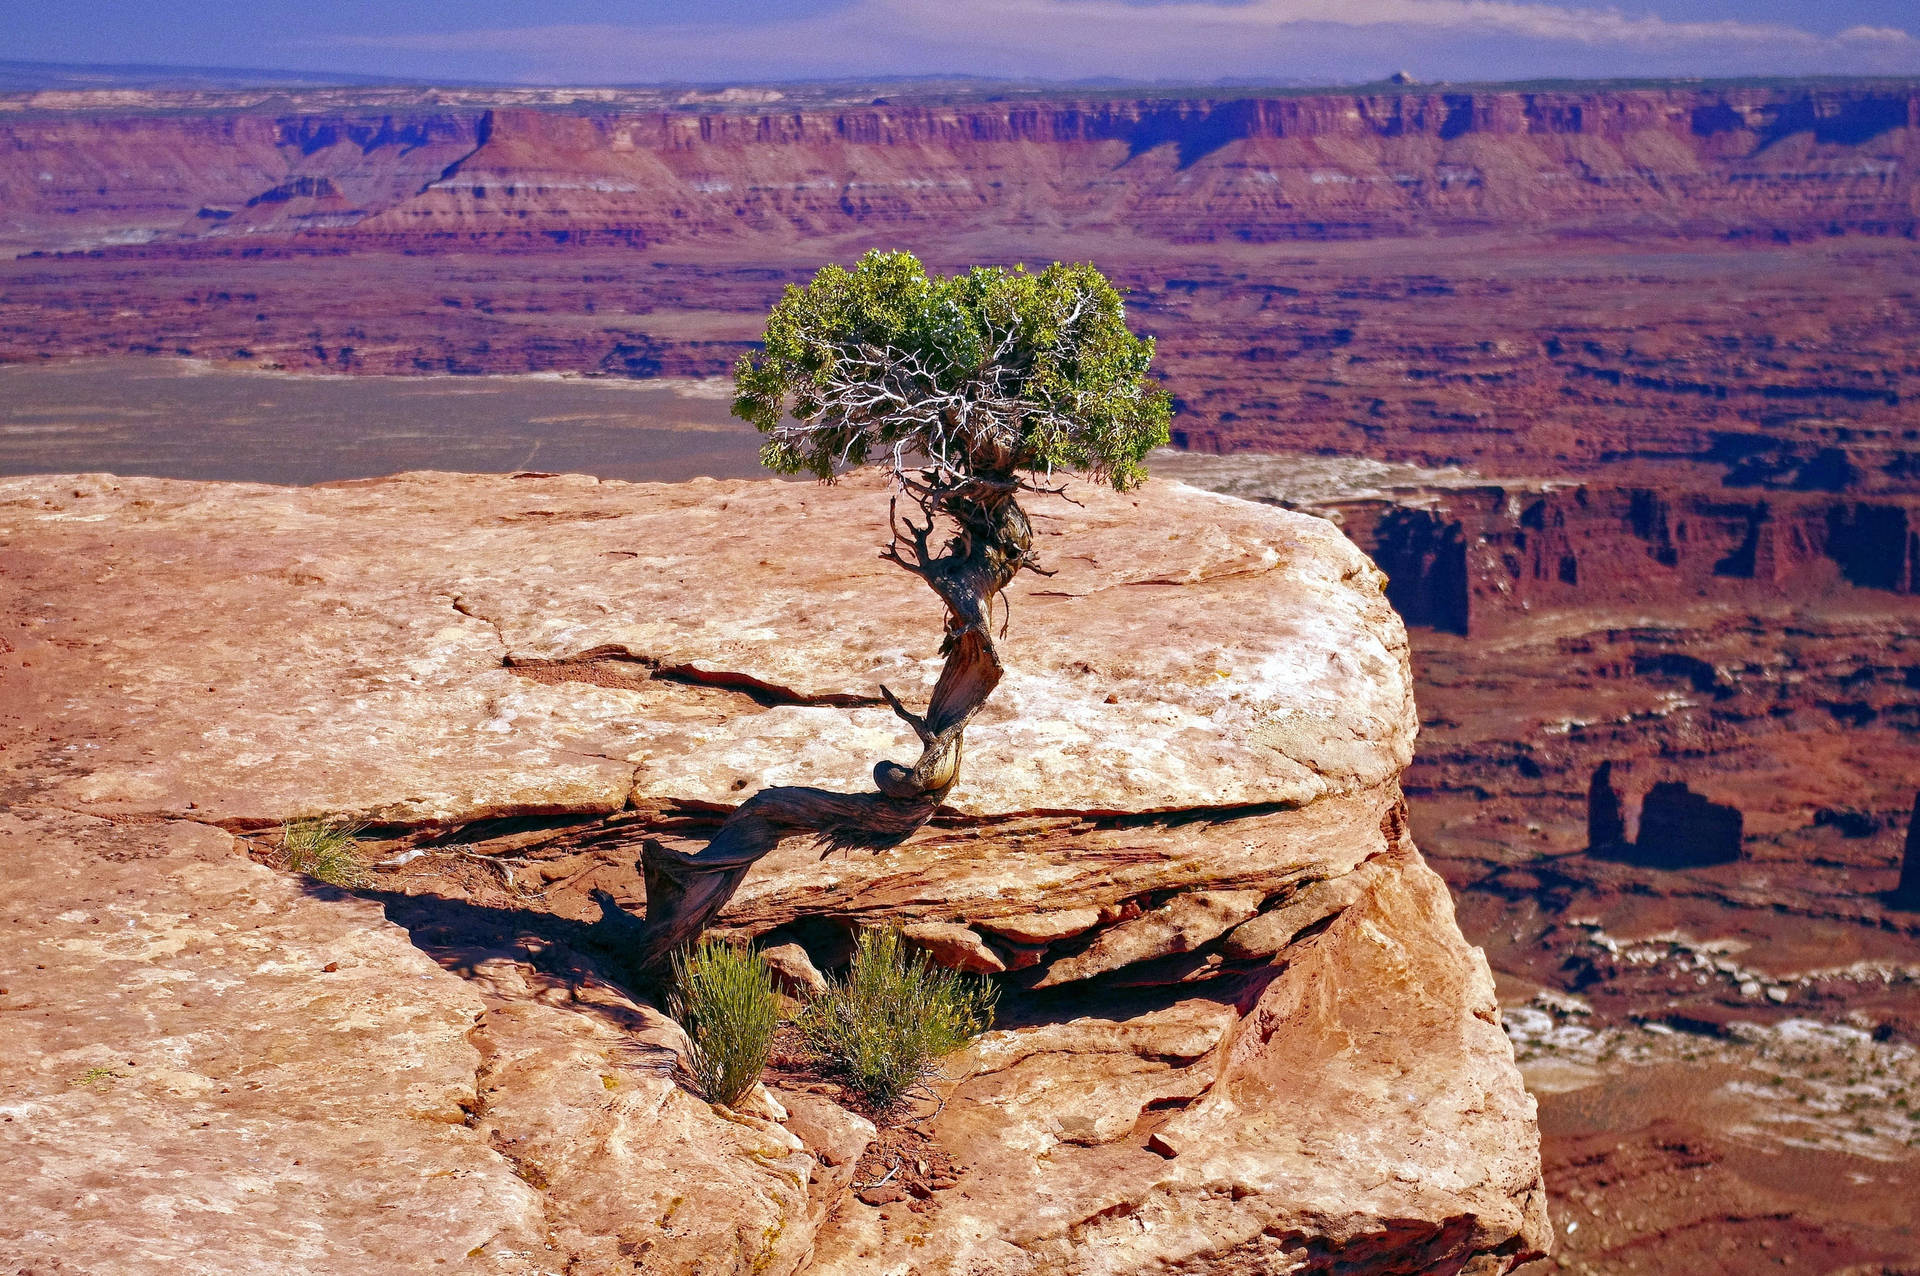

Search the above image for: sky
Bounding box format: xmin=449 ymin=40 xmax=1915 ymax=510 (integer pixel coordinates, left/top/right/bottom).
xmin=7 ymin=0 xmax=1920 ymax=86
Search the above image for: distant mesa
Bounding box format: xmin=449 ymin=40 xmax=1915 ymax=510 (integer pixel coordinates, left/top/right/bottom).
xmin=6 ymin=80 xmax=1920 ymax=261
xmin=1588 ymin=760 xmax=1745 ymax=868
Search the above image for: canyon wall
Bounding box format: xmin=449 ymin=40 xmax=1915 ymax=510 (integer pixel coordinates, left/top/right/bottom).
xmin=1326 ymin=482 xmax=1920 ymax=637
xmin=3 ymin=83 xmax=1918 ymax=254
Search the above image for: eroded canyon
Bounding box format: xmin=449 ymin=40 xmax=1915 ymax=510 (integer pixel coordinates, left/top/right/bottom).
xmin=3 ymin=78 xmax=1919 ymax=1272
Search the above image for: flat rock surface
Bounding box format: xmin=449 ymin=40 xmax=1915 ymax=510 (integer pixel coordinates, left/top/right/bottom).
xmin=0 ymin=807 xmax=551 ymax=1274
xmin=0 ymin=469 xmax=1412 ymax=825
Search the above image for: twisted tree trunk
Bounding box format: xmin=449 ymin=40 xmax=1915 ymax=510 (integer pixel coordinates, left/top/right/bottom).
xmin=610 ymin=474 xmax=1032 ymax=975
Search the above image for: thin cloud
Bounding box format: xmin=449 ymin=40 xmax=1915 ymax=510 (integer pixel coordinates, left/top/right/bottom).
xmin=317 ymin=0 xmax=1920 ymax=83
xmin=1836 ymin=25 xmax=1920 ymax=44
xmin=1007 ymin=0 xmax=1812 ymax=45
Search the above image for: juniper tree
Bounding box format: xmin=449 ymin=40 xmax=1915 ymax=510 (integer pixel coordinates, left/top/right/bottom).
xmin=616 ymin=250 xmax=1171 ymax=973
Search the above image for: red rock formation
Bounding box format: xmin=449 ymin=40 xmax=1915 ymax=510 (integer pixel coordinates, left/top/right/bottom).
xmin=0 ymin=110 xmax=485 ymax=251
xmin=3 ymin=83 xmax=1918 ymax=255
xmin=1322 ymin=483 xmax=1920 ymax=639
xmin=1588 ymin=761 xmax=1745 ymax=868
xmin=1898 ymin=791 xmax=1920 ymax=908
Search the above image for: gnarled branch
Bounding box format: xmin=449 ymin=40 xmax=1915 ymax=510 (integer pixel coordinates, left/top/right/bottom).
xmin=609 ymin=465 xmax=1024 ymax=976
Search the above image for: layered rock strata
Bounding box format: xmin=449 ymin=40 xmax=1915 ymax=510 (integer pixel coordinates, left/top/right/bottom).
xmin=3 ymin=84 xmax=1917 ymax=255
xmin=0 ymin=469 xmax=1548 ymax=1273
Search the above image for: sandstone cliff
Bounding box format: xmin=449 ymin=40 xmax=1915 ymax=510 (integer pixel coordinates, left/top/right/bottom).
xmin=3 ymin=83 xmax=1917 ymax=254
xmin=0 ymin=470 xmax=1547 ymax=1273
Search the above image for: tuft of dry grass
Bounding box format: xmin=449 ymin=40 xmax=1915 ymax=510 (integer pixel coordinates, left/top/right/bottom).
xmin=670 ymin=939 xmax=781 ymax=1108
xmin=280 ymin=818 xmax=368 ymax=887
xmin=801 ymin=927 xmax=995 ymax=1112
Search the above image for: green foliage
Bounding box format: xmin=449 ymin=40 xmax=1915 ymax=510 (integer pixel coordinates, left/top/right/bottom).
xmin=669 ymin=939 xmax=781 ymax=1108
xmin=281 ymin=818 xmax=367 ymax=887
xmin=800 ymin=927 xmax=996 ymax=1111
xmin=734 ymin=250 xmax=1171 ymax=490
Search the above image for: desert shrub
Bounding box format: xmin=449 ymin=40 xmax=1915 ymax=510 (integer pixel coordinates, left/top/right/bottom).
xmin=669 ymin=939 xmax=781 ymax=1108
xmin=801 ymin=927 xmax=996 ymax=1111
xmin=281 ymin=818 xmax=367 ymax=887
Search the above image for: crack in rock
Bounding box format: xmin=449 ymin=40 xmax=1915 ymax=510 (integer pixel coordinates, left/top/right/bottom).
xmin=448 ymin=594 xmax=508 ymax=653
xmin=508 ymin=645 xmax=885 ymax=709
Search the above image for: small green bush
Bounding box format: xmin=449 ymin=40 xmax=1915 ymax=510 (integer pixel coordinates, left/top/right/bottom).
xmin=669 ymin=939 xmax=781 ymax=1108
xmin=281 ymin=818 xmax=367 ymax=887
xmin=801 ymin=927 xmax=996 ymax=1111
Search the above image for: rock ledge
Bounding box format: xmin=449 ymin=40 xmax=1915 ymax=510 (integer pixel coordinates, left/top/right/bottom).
xmin=0 ymin=470 xmax=1548 ymax=1274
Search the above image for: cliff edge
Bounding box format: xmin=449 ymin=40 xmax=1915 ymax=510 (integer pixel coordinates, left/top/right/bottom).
xmin=0 ymin=470 xmax=1549 ymax=1274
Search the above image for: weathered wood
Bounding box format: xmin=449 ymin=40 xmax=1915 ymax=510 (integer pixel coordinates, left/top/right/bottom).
xmin=614 ymin=472 xmax=1028 ymax=974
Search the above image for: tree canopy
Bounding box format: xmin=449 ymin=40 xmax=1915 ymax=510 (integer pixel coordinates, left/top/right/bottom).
xmin=732 ymin=250 xmax=1171 ymax=490
xmin=616 ymin=252 xmax=1171 ymax=976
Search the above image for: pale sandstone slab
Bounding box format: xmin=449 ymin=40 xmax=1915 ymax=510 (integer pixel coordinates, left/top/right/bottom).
xmin=1144 ymin=849 xmax=1550 ymax=1269
xmin=773 ymin=1090 xmax=878 ymax=1233
xmin=0 ymin=468 xmax=1545 ymax=1275
xmin=0 ymin=469 xmax=1413 ymax=825
xmin=966 ymin=999 xmax=1240 ymax=1074
xmin=974 ymin=907 xmax=1103 ymax=945
xmin=0 ymin=808 xmax=551 ymax=1274
xmin=456 ymin=958 xmax=822 ymax=1276
xmin=805 ymin=845 xmax=1551 ymax=1275
xmin=0 ymin=802 xmax=857 ymax=1276
xmin=761 ymin=941 xmax=830 ymax=998
xmin=1220 ymin=865 xmax=1378 ymax=961
xmin=901 ymin=921 xmax=1008 ymax=973
xmin=716 ymin=791 xmax=1390 ymax=940
xmin=1035 ymin=889 xmax=1268 ymax=988
xmin=960 ymin=1051 xmax=1216 ymax=1149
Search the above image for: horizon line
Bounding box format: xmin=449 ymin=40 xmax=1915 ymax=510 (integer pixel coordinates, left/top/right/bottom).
xmin=7 ymin=56 xmax=1920 ymax=98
